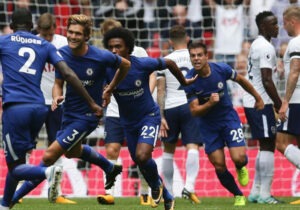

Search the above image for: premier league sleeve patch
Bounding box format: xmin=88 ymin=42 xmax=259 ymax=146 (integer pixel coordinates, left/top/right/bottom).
xmin=265 ymin=53 xmax=271 ymax=61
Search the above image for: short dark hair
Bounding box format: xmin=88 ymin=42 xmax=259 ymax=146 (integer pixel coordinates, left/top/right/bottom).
xmin=37 ymin=13 xmax=56 ymax=30
xmin=169 ymin=25 xmax=187 ymax=41
xmin=11 ymin=8 xmax=32 ymax=27
xmin=103 ymin=27 xmax=135 ymax=55
xmin=188 ymin=41 xmax=207 ymax=54
xmin=255 ymin=11 xmax=274 ymax=28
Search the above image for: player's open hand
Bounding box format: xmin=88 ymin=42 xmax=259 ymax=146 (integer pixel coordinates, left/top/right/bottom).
xmin=160 ymin=117 xmax=169 ymax=138
xmin=90 ymin=103 xmax=103 ymax=118
xmin=278 ymin=100 xmax=288 ymax=122
xmin=254 ymin=97 xmax=264 ymax=110
xmin=51 ymin=96 xmax=64 ymax=111
xmin=102 ymin=85 xmax=113 ymax=107
xmin=184 ymin=74 xmax=198 ymax=86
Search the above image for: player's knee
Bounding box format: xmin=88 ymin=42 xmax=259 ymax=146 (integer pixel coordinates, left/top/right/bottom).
xmin=106 ymin=146 xmax=120 ymax=159
xmin=214 ymin=165 xmax=226 ymax=173
xmin=135 ymin=153 xmax=150 ymax=166
xmin=43 ymin=153 xmax=55 ymax=166
xmin=259 ymin=138 xmax=275 ymax=152
xmin=276 ymin=140 xmax=286 ymax=154
xmin=231 ymin=152 xmax=247 ymax=166
xmin=42 ymin=152 xmax=57 ymax=166
xmin=213 ymin=162 xmax=226 ymax=173
xmin=65 ymin=149 xmax=82 ymax=158
xmin=64 ymin=152 xmax=73 ymax=159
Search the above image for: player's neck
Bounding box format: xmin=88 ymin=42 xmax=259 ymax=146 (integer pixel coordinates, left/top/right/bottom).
xmin=72 ymin=44 xmax=88 ymax=56
xmin=15 ymin=27 xmax=30 ymax=32
xmin=173 ymin=44 xmax=187 ymax=51
xmin=197 ymin=63 xmax=211 ymax=78
xmin=260 ymin=33 xmax=271 ymax=42
xmin=295 ymin=26 xmax=300 ymax=37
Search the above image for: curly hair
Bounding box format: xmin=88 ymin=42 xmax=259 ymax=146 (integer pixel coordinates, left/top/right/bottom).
xmin=102 ymin=27 xmax=135 ymax=55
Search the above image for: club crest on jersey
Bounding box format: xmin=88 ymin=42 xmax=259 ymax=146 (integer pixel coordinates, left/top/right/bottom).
xmin=135 ymin=79 xmax=142 ymax=87
xmin=86 ymin=68 xmax=93 ymax=76
xmin=218 ymin=82 xmax=223 ymax=89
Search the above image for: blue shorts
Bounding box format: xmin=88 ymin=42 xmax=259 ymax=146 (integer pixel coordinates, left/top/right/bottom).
xmin=161 ymin=104 xmax=203 ymax=145
xmin=104 ymin=117 xmax=126 ymax=144
xmin=125 ymin=110 xmax=161 ymax=162
xmin=56 ymin=118 xmax=98 ymax=151
xmin=200 ymin=114 xmax=245 ymax=154
xmin=277 ymin=104 xmax=300 ymax=136
xmin=45 ymin=105 xmax=62 ymax=143
xmin=244 ymin=104 xmax=276 ymax=139
xmin=2 ymin=103 xmax=48 ymax=163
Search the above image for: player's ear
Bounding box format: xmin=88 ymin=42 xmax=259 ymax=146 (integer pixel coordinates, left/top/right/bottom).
xmin=186 ymin=36 xmax=190 ymax=44
xmin=9 ymin=23 xmax=14 ymax=30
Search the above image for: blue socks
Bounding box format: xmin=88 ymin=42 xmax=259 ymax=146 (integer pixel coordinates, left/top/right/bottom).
xmin=11 ymin=179 xmax=43 ymax=204
xmin=80 ymin=144 xmax=112 ymax=173
xmin=1 ymin=172 xmax=18 ymax=207
xmin=2 ymin=162 xmax=47 ymax=207
xmin=138 ymin=158 xmax=161 ymax=189
xmin=216 ymin=169 xmax=243 ymax=196
xmin=11 ymin=164 xmax=46 ymax=180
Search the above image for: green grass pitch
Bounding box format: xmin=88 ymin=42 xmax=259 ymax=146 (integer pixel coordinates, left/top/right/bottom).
xmin=10 ymin=197 xmax=300 ymax=210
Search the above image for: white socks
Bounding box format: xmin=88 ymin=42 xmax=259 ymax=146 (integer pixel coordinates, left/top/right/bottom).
xmin=259 ymin=151 xmax=274 ymax=199
xmin=162 ymin=152 xmax=174 ymax=195
xmin=250 ymin=152 xmax=260 ymax=196
xmin=185 ymin=149 xmax=199 ymax=192
xmin=284 ymin=144 xmax=300 ymax=169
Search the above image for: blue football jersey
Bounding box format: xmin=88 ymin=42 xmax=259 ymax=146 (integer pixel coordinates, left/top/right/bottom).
xmin=185 ymin=62 xmax=238 ymax=122
xmin=0 ymin=31 xmax=64 ymax=105
xmin=57 ymin=45 xmax=121 ymax=122
xmin=106 ymin=56 xmax=166 ymax=126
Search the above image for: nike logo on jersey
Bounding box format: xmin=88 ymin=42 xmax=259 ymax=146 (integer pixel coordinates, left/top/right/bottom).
xmin=195 ymin=90 xmax=204 ymax=95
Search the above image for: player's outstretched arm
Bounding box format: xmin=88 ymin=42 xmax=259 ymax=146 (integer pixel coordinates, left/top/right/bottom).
xmin=283 ymin=58 xmax=300 ymax=105
xmin=54 ymin=61 xmax=103 ymax=117
xmin=279 ymin=57 xmax=300 ymax=121
xmin=235 ymin=74 xmax=264 ymax=110
xmin=157 ymin=76 xmax=169 ymax=137
xmin=165 ymin=59 xmax=197 ymax=86
xmin=149 ymin=72 xmax=157 ymax=93
xmin=52 ymin=78 xmax=64 ymax=111
xmin=261 ymin=68 xmax=282 ymax=112
xmin=102 ymin=57 xmax=131 ymax=107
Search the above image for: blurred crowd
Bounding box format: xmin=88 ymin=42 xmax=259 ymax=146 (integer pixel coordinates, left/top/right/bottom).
xmin=0 ymin=0 xmax=297 ymax=60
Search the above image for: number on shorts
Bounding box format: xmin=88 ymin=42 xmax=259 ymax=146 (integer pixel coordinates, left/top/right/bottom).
xmin=141 ymin=125 xmax=156 ymax=138
xmin=230 ymin=128 xmax=244 ymax=142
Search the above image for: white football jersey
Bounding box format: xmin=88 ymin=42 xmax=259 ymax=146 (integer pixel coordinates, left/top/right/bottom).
xmin=40 ymin=34 xmax=68 ymax=105
xmin=283 ymin=35 xmax=300 ymax=104
xmin=106 ymin=46 xmax=148 ymax=117
xmin=157 ymin=49 xmax=192 ymax=109
xmin=243 ymin=35 xmax=277 ymax=107
xmin=214 ymin=4 xmax=243 ymax=54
